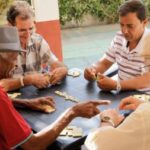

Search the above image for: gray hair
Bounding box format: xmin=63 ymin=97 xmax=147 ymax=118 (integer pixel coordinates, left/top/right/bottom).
xmin=7 ymin=0 xmax=35 ymax=25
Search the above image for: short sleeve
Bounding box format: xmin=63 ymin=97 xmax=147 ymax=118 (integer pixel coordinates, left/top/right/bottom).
xmin=0 ymin=87 xmax=32 ymax=149
xmin=104 ymin=37 xmax=117 ymax=63
xmin=39 ymin=38 xmax=58 ymax=65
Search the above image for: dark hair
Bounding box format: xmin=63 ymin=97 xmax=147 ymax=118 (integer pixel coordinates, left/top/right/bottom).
xmin=118 ymin=0 xmax=147 ymax=21
xmin=7 ymin=1 xmax=35 ymax=25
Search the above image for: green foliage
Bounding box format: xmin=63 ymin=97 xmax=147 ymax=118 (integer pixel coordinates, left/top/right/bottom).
xmin=144 ymin=0 xmax=150 ymax=18
xmin=59 ymin=0 xmax=124 ymax=25
xmin=59 ymin=0 xmax=150 ymax=25
xmin=0 ymin=0 xmax=14 ymax=15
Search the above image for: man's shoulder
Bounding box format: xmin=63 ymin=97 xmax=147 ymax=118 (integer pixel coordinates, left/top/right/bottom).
xmin=112 ymin=31 xmax=126 ymax=47
xmin=114 ymin=31 xmax=125 ymax=39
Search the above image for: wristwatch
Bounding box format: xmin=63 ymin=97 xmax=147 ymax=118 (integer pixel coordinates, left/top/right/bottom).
xmin=100 ymin=115 xmax=115 ymax=127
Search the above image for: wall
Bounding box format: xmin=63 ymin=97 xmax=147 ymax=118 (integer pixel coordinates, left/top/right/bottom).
xmin=32 ymin=0 xmax=62 ymax=60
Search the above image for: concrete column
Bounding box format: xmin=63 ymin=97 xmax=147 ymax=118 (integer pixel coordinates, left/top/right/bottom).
xmin=31 ymin=0 xmax=62 ymax=60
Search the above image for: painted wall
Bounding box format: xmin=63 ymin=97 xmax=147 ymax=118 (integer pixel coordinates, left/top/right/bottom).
xmin=32 ymin=0 xmax=62 ymax=60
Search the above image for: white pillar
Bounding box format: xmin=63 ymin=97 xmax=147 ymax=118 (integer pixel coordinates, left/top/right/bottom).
xmin=31 ymin=0 xmax=62 ymax=60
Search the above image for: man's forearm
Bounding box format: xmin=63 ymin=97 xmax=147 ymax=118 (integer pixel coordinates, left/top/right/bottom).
xmin=22 ymin=108 xmax=76 ymax=150
xmin=11 ymin=98 xmax=30 ymax=108
xmin=0 ymin=75 xmax=33 ymax=92
xmin=0 ymin=78 xmax=23 ymax=92
xmin=93 ymin=59 xmax=113 ymax=74
xmin=120 ymin=72 xmax=150 ymax=90
xmin=51 ymin=61 xmax=68 ymax=70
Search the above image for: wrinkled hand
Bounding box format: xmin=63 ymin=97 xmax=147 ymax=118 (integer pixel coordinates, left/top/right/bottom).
xmin=84 ymin=67 xmax=97 ymax=81
xmin=27 ymin=73 xmax=50 ymax=89
xmin=96 ymin=73 xmax=117 ymax=91
xmin=71 ymin=100 xmax=111 ymax=118
xmin=100 ymin=109 xmax=124 ymax=127
xmin=119 ymin=96 xmax=143 ymax=111
xmin=49 ymin=67 xmax=67 ymax=85
xmin=24 ymin=96 xmax=55 ymax=113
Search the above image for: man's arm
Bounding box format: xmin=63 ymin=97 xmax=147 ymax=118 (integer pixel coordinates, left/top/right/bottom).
xmin=96 ymin=71 xmax=150 ymax=91
xmin=120 ymin=72 xmax=150 ymax=90
xmin=49 ymin=61 xmax=68 ymax=85
xmin=0 ymin=73 xmax=51 ymax=92
xmin=21 ymin=100 xmax=110 ymax=150
xmin=93 ymin=58 xmax=114 ymax=74
xmin=0 ymin=76 xmax=32 ymax=92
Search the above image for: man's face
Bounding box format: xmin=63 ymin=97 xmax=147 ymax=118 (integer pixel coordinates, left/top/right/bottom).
xmin=119 ymin=13 xmax=147 ymax=43
xmin=15 ymin=17 xmax=34 ymax=46
xmin=0 ymin=52 xmax=18 ymax=77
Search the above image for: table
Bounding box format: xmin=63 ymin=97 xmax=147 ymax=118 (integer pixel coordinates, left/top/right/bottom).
xmin=17 ymin=73 xmax=140 ymax=150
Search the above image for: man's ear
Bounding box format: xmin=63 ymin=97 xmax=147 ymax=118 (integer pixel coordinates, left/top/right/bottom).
xmin=143 ymin=18 xmax=148 ymax=26
xmin=7 ymin=22 xmax=14 ymax=26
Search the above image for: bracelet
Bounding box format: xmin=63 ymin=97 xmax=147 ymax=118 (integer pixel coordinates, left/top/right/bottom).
xmin=116 ymin=79 xmax=121 ymax=94
xmin=20 ymin=76 xmax=24 ymax=87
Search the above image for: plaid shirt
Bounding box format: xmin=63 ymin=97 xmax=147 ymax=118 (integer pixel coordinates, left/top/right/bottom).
xmin=14 ymin=33 xmax=58 ymax=76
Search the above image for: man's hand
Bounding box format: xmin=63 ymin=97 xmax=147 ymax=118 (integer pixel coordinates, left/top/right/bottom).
xmin=100 ymin=109 xmax=124 ymax=127
xmin=84 ymin=67 xmax=97 ymax=81
xmin=21 ymin=96 xmax=55 ymax=113
xmin=25 ymin=73 xmax=50 ymax=89
xmin=49 ymin=67 xmax=67 ymax=85
xmin=71 ymin=100 xmax=111 ymax=118
xmin=119 ymin=96 xmax=143 ymax=111
xmin=97 ymin=73 xmax=117 ymax=91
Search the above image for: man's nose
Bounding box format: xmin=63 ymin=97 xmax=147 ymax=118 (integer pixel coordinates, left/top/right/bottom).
xmin=122 ymin=26 xmax=129 ymax=34
xmin=25 ymin=30 xmax=31 ymax=37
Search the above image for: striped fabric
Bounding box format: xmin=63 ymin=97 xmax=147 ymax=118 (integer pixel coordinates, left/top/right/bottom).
xmin=13 ymin=33 xmax=58 ymax=76
xmin=104 ymin=28 xmax=150 ymax=93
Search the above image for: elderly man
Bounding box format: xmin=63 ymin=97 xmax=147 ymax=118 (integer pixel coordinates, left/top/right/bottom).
xmin=0 ymin=0 xmax=67 ymax=92
xmin=84 ymin=0 xmax=150 ymax=94
xmin=0 ymin=26 xmax=110 ymax=150
xmin=0 ymin=26 xmax=56 ymax=113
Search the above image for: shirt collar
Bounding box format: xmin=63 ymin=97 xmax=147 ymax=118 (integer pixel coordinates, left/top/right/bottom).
xmin=122 ymin=28 xmax=149 ymax=53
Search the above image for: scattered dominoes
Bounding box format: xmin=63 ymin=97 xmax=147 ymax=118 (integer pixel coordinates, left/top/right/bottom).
xmin=8 ymin=93 xmax=21 ymax=99
xmin=55 ymin=90 xmax=79 ymax=103
xmin=60 ymin=126 xmax=83 ymax=138
xmin=37 ymin=104 xmax=56 ymax=113
xmin=67 ymin=70 xmax=81 ymax=77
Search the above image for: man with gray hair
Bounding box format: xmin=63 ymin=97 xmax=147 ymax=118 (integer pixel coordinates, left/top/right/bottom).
xmin=0 ymin=26 xmax=56 ymax=113
xmin=0 ymin=0 xmax=68 ymax=92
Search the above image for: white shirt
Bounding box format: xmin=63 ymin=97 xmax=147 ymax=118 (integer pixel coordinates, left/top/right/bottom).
xmin=85 ymin=103 xmax=150 ymax=150
xmin=104 ymin=28 xmax=150 ymax=93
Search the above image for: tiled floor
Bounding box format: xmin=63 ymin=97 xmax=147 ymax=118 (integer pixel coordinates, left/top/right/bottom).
xmin=61 ymin=24 xmax=119 ymax=69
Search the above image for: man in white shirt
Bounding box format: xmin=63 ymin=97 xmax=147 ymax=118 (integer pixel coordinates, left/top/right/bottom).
xmin=85 ymin=96 xmax=150 ymax=150
xmin=84 ymin=0 xmax=150 ymax=94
